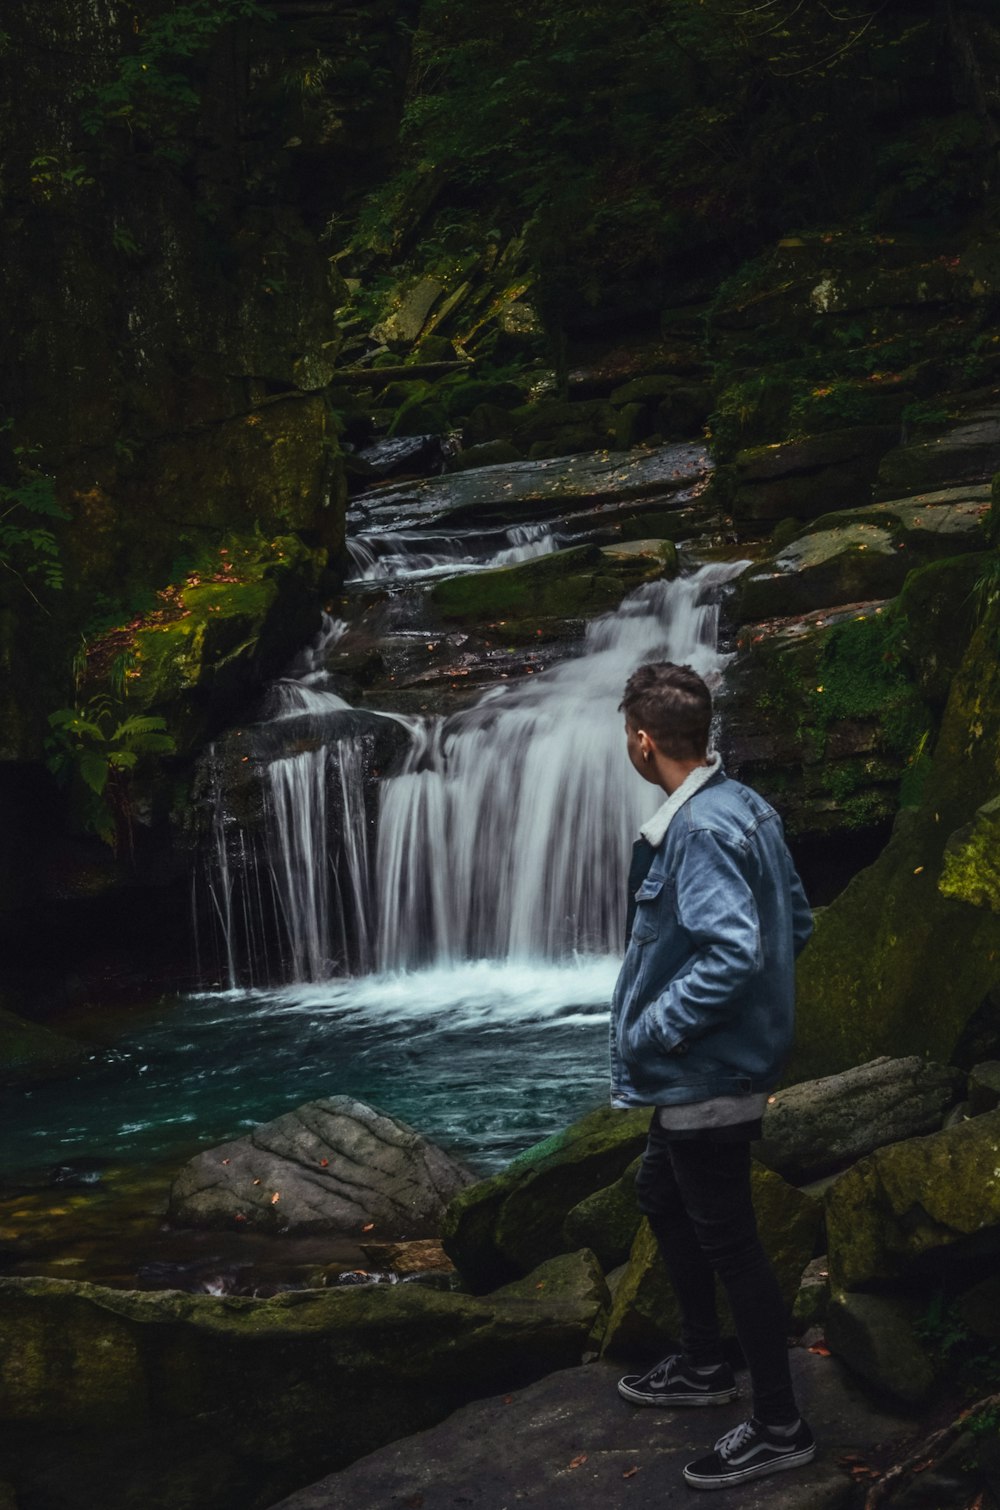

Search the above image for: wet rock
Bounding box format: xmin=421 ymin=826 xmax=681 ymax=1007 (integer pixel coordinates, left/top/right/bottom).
xmin=168 ymin=1097 xmax=474 ymax=1237
xmin=442 ymin=1106 xmax=650 ymax=1291
xmin=447 ymin=439 xmax=524 ymax=472
xmin=349 ymin=442 xmax=710 ymax=532
xmin=355 ymin=434 xmax=444 ymax=481
xmin=878 ymin=404 xmax=1000 ymax=496
xmin=731 ymin=427 xmax=897 ymax=523
xmin=824 ymin=1108 xmax=1000 ymax=1289
xmin=600 ymin=1166 xmax=821 ymax=1357
xmin=0 ymin=1260 xmax=603 ymax=1510
xmin=754 ymin=1056 xmax=963 ymax=1183
xmin=825 ymin=1291 xmax=935 ymax=1405
xmin=360 ymin=1239 xmax=454 ymax=1275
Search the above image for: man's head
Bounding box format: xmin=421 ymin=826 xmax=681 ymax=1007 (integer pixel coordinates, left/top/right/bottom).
xmin=619 ymin=662 xmax=712 ymax=772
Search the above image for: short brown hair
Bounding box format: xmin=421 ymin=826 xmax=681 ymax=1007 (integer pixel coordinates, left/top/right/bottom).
xmin=619 ymin=662 xmax=711 ymax=760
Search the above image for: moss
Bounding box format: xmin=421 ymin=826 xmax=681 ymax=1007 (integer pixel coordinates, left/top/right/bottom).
xmin=0 ymin=1005 xmax=92 ymax=1087
xmin=561 ymin=1157 xmax=642 ymax=1272
xmin=940 ymin=796 xmax=1000 ymax=913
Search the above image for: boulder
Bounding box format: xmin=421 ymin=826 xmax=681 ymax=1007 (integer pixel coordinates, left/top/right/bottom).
xmin=824 ymin=1108 xmax=1000 ymax=1290
xmin=167 ymin=1097 xmax=474 ymax=1237
xmin=940 ymin=793 xmax=1000 ymax=913
xmin=735 ymin=487 xmax=989 ymax=622
xmin=968 ymin=1061 xmax=1000 ymax=1116
xmin=600 ymin=1165 xmax=821 ymax=1358
xmin=442 ymin=1106 xmax=650 ymax=1291
xmin=825 ymin=1291 xmax=936 ymax=1405
xmin=0 ymin=1256 xmax=604 ymax=1510
xmin=447 ymin=439 xmax=523 ymax=472
xmin=791 ymin=598 xmax=1000 ymax=1079
xmin=754 ymin=1056 xmax=963 ymax=1182
xmin=731 ymin=427 xmax=897 ymax=523
xmin=877 ymin=405 xmax=1000 ymax=496
xmin=561 ymin=1156 xmax=643 ymax=1271
xmin=370 ymin=275 xmax=445 ymax=347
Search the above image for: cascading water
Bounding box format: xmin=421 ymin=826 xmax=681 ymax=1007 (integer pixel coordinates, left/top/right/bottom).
xmin=346 ymin=521 xmax=557 ymax=582
xmin=197 ymin=559 xmax=745 ymax=986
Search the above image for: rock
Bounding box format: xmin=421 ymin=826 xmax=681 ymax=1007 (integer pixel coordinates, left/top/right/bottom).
xmin=825 ymin=1291 xmax=935 ymax=1405
xmin=791 ymin=598 xmax=1000 ymax=1079
xmin=0 ymin=1263 xmax=603 ymax=1510
xmin=824 ymin=1108 xmax=1000 ymax=1289
xmin=940 ymin=794 xmax=1000 ymax=913
xmin=754 ymin=1056 xmax=963 ymax=1182
xmin=269 ymin=1350 xmax=912 ymax=1510
xmin=793 ymin=1255 xmax=830 ymax=1329
xmin=599 ymin=538 xmax=679 ymax=573
xmin=735 ymin=487 xmax=989 ymax=622
xmin=428 ymin=541 xmax=672 ymax=632
xmin=447 ymin=439 xmax=524 ymax=472
xmin=370 ymin=276 xmax=445 ymax=347
xmin=0 ymin=1005 xmax=93 ymax=1088
xmin=349 ymin=442 xmax=711 ymax=532
xmin=360 ymin=1239 xmax=455 ymax=1276
xmin=442 ymin=1106 xmax=650 ymax=1291
xmin=968 ymin=1061 xmax=1000 ymax=1115
xmin=878 ymin=405 xmax=1000 ymax=496
xmin=731 ymin=427 xmax=897 ymax=523
xmin=561 ymin=1156 xmax=643 ymax=1271
xmin=956 ymin=1273 xmax=1000 ymax=1341
xmin=167 ymin=1097 xmax=474 ymax=1237
xmin=600 ymin=1165 xmax=821 ymax=1357
xmin=355 ymin=434 xmax=444 ymax=481
xmin=894 ymin=550 xmax=987 ymax=713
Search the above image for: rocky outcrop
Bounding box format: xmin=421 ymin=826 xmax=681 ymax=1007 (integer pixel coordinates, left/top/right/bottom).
xmin=0 ymin=1004 xmax=94 ymax=1088
xmin=442 ymin=1106 xmax=650 ymax=1291
xmin=824 ymin=1108 xmax=1000 ymax=1290
xmin=754 ymin=1056 xmax=963 ymax=1182
xmin=168 ymin=1097 xmax=474 ymax=1238
xmin=731 ymin=427 xmax=897 ymax=524
xmin=0 ymin=1252 xmax=605 ymax=1510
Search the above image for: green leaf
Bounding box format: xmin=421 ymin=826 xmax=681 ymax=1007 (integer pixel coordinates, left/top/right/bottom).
xmin=79 ymin=750 xmax=110 ymax=796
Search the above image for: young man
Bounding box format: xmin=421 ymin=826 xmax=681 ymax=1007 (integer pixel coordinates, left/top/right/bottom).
xmin=610 ymin=661 xmax=816 ymax=1491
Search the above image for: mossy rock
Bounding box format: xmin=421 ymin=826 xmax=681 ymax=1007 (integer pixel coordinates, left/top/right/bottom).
xmin=940 ymin=794 xmax=1000 ymax=913
xmin=447 ymin=440 xmax=524 ymax=472
xmin=600 ymin=1165 xmax=821 ymax=1359
xmin=895 ymin=551 xmax=988 ymax=711
xmin=0 ymin=1005 xmax=93 ymax=1087
xmin=790 ymin=596 xmax=1000 ymax=1078
xmin=877 ymin=406 xmax=1000 ymax=497
xmin=561 ymin=1156 xmax=642 ymax=1272
xmin=0 ymin=1262 xmax=603 ymax=1510
xmin=825 ymin=1291 xmax=936 ymax=1405
xmin=388 ymin=398 xmax=450 ymax=438
xmin=824 ymin=1108 xmax=1000 ymax=1290
xmin=442 ymin=380 xmax=524 ymax=419
xmin=442 ymin=1106 xmax=650 ymax=1291
xmin=731 ymin=427 xmax=897 ymax=523
xmin=428 ymin=542 xmax=671 ymax=630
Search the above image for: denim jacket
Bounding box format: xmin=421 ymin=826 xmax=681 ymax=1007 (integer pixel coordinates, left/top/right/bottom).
xmin=610 ymin=768 xmax=813 ymax=1109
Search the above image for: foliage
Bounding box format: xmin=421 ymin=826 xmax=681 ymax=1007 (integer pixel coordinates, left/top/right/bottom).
xmin=0 ymin=427 xmax=67 ymax=609
xmin=45 ymin=697 xmax=175 ymax=852
xmin=81 ymin=1 xmax=273 ymax=152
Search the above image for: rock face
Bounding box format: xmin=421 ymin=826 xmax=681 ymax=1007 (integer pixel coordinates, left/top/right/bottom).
xmin=600 ymin=1165 xmax=821 ymax=1357
xmin=824 ymin=1108 xmax=1000 ymax=1290
xmin=0 ymin=1005 xmax=93 ymax=1088
xmin=168 ymin=1098 xmax=474 ymax=1238
xmin=442 ymin=1106 xmax=651 ymax=1291
xmin=0 ymin=1253 xmax=605 ymax=1510
xmin=754 ymin=1056 xmax=963 ymax=1182
xmin=731 ymin=427 xmax=897 ymax=523
xmin=824 ymin=1292 xmax=935 ymax=1406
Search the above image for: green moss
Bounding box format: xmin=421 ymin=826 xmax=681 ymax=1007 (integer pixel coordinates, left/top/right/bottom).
xmin=940 ymin=796 xmax=1000 ymax=913
xmin=429 ymin=543 xmax=670 ymax=630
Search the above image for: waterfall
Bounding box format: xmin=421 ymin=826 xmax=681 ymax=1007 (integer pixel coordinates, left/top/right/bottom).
xmin=197 ymin=559 xmax=744 ymax=987
xmin=346 ymin=522 xmax=557 ymax=582
xmin=375 ymin=562 xmax=745 ymax=970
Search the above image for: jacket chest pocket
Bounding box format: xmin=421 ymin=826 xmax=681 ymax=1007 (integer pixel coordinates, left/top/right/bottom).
xmin=632 ymin=875 xmax=666 ymax=944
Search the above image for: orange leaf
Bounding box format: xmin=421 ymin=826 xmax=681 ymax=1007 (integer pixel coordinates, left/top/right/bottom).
xmin=221 ymin=1158 xmax=230 ymax=1165
xmin=622 ymin=1466 xmax=639 ymax=1479
xmin=503 ymin=1395 xmax=513 ymax=1405
xmin=271 ymin=1192 xmax=280 ymax=1205
xmin=808 ymin=1342 xmax=831 ymax=1356
xmin=319 ymin=1158 xmax=329 ymax=1167
xmin=568 ymin=1454 xmax=588 ymax=1470
xmin=362 ymin=1222 xmax=375 ymax=1232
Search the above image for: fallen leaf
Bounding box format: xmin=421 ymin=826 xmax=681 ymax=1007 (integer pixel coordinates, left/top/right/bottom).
xmin=362 ymin=1223 xmax=375 ymax=1232
xmin=319 ymin=1158 xmax=329 ymax=1167
xmin=221 ymin=1158 xmax=230 ymax=1166
xmin=271 ymin=1192 xmax=280 ymax=1205
xmin=503 ymin=1395 xmax=513 ymax=1405
xmin=623 ymin=1466 xmax=639 ymax=1479
xmin=808 ymin=1342 xmax=831 ymax=1357
xmin=568 ymin=1454 xmax=588 ymax=1470
xmin=252 ymin=1178 xmax=261 ymax=1186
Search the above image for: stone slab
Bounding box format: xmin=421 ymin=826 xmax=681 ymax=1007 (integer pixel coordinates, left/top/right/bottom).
xmin=268 ymin=1351 xmax=913 ymax=1510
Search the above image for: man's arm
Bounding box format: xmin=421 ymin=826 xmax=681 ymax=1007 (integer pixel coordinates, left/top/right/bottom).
xmin=628 ymin=827 xmax=761 ymax=1058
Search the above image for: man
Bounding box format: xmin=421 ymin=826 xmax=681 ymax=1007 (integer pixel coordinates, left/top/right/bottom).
xmin=610 ymin=661 xmax=815 ymax=1491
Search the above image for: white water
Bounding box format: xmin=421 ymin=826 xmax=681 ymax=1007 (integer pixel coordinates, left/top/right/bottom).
xmin=346 ymin=522 xmax=556 ymax=583
xmin=271 ymin=613 xmax=351 ymax=716
xmin=376 ymin=561 xmax=746 ymax=970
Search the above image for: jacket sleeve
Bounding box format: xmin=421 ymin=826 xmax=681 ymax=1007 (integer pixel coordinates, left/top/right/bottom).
xmin=785 ymin=844 xmax=814 ymax=957
xmin=629 ymin=826 xmax=762 ymax=1058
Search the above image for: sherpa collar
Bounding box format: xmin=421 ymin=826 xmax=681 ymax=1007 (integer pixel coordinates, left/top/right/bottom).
xmin=639 ymin=751 xmax=723 ymax=849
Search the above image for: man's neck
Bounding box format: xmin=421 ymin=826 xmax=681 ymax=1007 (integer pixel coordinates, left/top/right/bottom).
xmin=657 ymin=754 xmax=710 ymax=796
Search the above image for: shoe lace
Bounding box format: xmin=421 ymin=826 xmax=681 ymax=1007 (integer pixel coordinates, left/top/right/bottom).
xmin=715 ymin=1419 xmax=759 ymax=1460
xmin=649 ymin=1353 xmax=682 ymax=1386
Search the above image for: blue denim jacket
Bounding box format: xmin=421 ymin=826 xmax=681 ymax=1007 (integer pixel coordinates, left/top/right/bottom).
xmin=610 ymin=769 xmax=813 ymax=1108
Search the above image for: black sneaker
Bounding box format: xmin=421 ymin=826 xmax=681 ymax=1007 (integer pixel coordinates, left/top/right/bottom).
xmin=683 ymin=1416 xmax=816 ymax=1489
xmin=617 ymin=1353 xmax=738 ymax=1407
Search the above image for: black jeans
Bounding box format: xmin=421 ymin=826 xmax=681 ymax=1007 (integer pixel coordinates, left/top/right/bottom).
xmin=635 ymin=1114 xmax=799 ymax=1424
